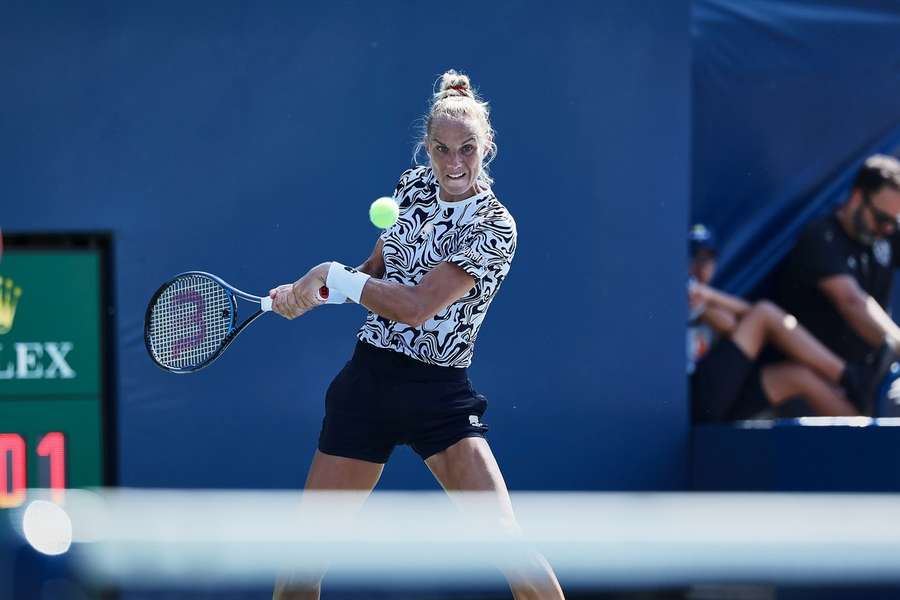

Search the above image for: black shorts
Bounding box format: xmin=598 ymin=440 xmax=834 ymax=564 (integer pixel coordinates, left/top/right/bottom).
xmin=318 ymin=341 xmax=489 ymax=463
xmin=691 ymin=338 xmax=769 ymax=423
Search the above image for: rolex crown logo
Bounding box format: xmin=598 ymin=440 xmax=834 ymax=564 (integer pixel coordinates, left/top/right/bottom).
xmin=0 ymin=276 xmax=23 ymax=335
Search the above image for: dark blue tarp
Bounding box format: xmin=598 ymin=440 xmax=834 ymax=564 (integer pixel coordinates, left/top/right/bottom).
xmin=692 ymin=0 xmax=900 ymax=298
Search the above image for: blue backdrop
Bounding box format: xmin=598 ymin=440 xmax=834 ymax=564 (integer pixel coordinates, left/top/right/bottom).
xmin=692 ymin=0 xmax=900 ymax=300
xmin=1 ymin=1 xmax=691 ymax=491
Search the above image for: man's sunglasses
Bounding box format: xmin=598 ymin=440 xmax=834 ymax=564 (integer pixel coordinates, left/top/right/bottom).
xmin=863 ymin=193 xmax=900 ymax=229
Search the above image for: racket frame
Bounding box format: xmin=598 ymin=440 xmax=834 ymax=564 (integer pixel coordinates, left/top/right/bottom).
xmin=144 ymin=271 xmax=269 ymax=374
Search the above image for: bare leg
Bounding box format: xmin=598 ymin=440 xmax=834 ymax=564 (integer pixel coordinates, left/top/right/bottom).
xmin=760 ymin=362 xmax=859 ymax=416
xmin=731 ymin=301 xmax=845 ymax=382
xmin=273 ymin=450 xmax=384 ymax=600
xmin=425 ymin=437 xmax=565 ymax=600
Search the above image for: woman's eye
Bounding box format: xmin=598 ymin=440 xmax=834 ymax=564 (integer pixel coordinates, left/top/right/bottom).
xmin=461 ymin=145 xmax=474 ymax=155
xmin=436 ymin=145 xmax=448 ymax=153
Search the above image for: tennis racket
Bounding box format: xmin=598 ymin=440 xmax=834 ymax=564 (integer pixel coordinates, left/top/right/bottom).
xmin=144 ymin=271 xmax=328 ymax=373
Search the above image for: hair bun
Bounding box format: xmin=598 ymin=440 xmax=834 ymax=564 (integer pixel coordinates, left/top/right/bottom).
xmin=436 ymin=70 xmax=472 ymax=100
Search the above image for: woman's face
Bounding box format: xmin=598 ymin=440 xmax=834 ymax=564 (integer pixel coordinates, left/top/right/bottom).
xmin=427 ymin=116 xmax=486 ymax=202
xmin=690 ymin=252 xmax=717 ymax=284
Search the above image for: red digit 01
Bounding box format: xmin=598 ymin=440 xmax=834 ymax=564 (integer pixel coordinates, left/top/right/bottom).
xmin=37 ymin=432 xmax=66 ymax=503
xmin=0 ymin=433 xmax=26 ymax=508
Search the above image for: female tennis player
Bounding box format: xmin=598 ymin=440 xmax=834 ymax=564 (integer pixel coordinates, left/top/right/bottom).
xmin=270 ymin=70 xmax=565 ymax=600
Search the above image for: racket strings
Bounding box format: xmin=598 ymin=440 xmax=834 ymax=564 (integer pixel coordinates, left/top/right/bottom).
xmin=148 ymin=275 xmax=234 ymax=369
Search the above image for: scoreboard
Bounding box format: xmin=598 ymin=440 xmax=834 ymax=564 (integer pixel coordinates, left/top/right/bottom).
xmin=0 ymin=233 xmax=115 ymax=507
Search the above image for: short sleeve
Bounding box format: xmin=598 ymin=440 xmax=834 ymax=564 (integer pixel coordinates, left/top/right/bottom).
xmin=447 ymin=215 xmax=517 ymax=283
xmin=391 ymin=168 xmax=415 ymax=202
xmin=788 ymin=222 xmax=851 ymax=285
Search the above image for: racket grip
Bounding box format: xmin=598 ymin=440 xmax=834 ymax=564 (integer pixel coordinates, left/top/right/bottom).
xmin=260 ymin=296 xmax=273 ymax=312
xmin=316 ymin=286 xmax=328 ymax=302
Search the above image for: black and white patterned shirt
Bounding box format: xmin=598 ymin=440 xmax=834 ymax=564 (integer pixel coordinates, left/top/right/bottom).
xmin=357 ymin=166 xmax=516 ymax=367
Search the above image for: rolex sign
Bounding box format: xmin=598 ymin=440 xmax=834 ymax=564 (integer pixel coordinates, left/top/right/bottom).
xmin=0 ymin=252 xmax=101 ymax=397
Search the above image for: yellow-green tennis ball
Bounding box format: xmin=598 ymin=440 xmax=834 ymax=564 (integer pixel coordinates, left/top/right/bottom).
xmin=369 ymin=197 xmax=399 ymax=229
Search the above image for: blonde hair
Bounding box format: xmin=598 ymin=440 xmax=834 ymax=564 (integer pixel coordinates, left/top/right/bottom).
xmin=413 ymin=70 xmax=497 ymax=186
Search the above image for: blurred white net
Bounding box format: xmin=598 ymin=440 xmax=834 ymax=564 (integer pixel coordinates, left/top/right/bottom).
xmin=7 ymin=489 xmax=900 ymax=590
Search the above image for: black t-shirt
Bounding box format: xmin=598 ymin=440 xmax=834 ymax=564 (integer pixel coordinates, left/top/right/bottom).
xmin=773 ymin=214 xmax=900 ymax=364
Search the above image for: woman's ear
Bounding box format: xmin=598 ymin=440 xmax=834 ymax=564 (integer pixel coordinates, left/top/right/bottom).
xmin=484 ymin=133 xmax=496 ymax=159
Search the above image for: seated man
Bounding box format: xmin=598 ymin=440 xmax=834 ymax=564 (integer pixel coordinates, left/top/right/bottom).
xmin=771 ymin=154 xmax=900 ymax=415
xmin=688 ymin=224 xmax=867 ymax=422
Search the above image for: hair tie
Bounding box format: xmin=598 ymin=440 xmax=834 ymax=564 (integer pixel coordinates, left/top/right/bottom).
xmin=449 ymin=85 xmax=469 ymax=95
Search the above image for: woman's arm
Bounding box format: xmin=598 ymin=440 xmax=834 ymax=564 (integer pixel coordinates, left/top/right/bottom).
xmin=356 ymin=239 xmax=386 ymax=279
xmin=272 ymin=240 xmax=475 ymax=326
xmin=269 ymin=238 xmax=385 ymax=315
xmin=357 ymin=262 xmax=474 ymax=326
xmin=694 ymin=282 xmax=751 ymax=316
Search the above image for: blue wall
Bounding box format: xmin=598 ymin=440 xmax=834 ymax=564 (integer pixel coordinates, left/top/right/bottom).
xmin=693 ymin=421 xmax=900 ymax=492
xmin=1 ymin=1 xmax=691 ymax=491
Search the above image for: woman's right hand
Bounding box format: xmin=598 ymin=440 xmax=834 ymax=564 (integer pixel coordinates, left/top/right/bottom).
xmin=689 ymin=281 xmax=713 ymax=306
xmin=270 ymin=263 xmax=329 ymax=319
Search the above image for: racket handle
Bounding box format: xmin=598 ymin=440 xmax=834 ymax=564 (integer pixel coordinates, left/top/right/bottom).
xmin=265 ymin=287 xmax=333 ymax=310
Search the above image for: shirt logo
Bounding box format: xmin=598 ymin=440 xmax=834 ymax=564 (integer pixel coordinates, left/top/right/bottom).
xmin=461 ymin=247 xmax=484 ymax=264
xmin=874 ymin=239 xmax=892 ymax=267
xmin=468 ymin=415 xmax=484 ymax=427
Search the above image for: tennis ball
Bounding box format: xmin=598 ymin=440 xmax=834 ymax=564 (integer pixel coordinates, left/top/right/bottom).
xmin=369 ymin=196 xmax=399 ymax=229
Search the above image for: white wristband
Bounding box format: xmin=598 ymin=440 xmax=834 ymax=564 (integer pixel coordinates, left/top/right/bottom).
xmin=326 ymin=262 xmax=371 ymax=304
xmin=323 ymin=288 xmax=348 ymax=305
